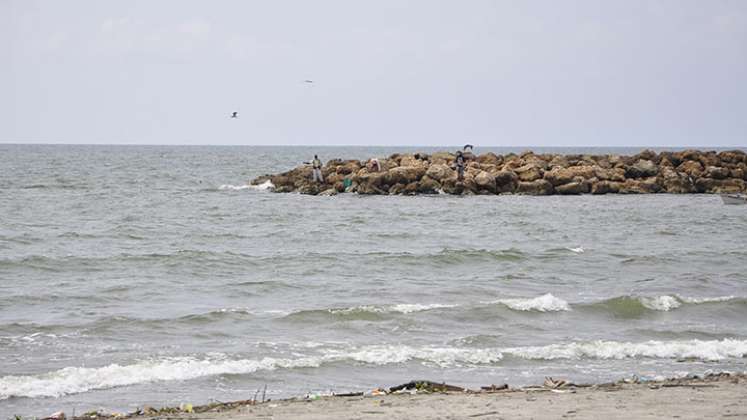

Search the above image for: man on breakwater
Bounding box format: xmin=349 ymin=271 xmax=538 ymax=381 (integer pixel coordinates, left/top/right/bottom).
xmin=455 ymin=151 xmax=466 ymax=181
xmin=311 ymin=155 xmax=323 ymax=183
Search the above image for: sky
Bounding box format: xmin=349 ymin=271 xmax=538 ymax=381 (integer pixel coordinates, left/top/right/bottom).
xmin=2 ymin=0 xmax=746 ymax=146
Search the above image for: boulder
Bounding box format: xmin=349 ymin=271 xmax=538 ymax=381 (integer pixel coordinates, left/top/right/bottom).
xmin=388 ymin=183 xmax=405 ymax=195
xmin=556 ymin=181 xmax=589 ymax=195
xmin=515 ymin=163 xmax=543 ymax=182
xmin=494 ymin=170 xmax=518 ymax=193
xmin=718 ymin=150 xmax=746 ymax=164
xmin=590 ymin=180 xmax=620 ymax=194
xmin=516 ymin=179 xmax=554 ymax=195
xmin=594 ymin=167 xmax=626 ymax=182
xmin=430 ymin=152 xmax=454 ymax=165
xmin=476 ymin=152 xmax=502 ymax=166
xmin=704 ymin=166 xmax=730 ymax=180
xmin=695 ymin=177 xmax=746 ymax=194
xmin=417 ymin=176 xmax=441 ymax=194
xmin=474 ymin=170 xmax=497 ymax=193
xmin=544 ymin=166 xmax=596 ymax=186
xmin=403 ymin=182 xmax=419 ymax=195
xmin=384 ymin=166 xmax=425 ymax=185
xmin=425 ymin=164 xmax=454 ymax=182
xmin=676 ymin=160 xmax=704 ymax=177
xmin=626 ymin=159 xmax=659 ymax=178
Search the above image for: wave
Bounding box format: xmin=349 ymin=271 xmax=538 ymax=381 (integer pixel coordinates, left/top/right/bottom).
xmin=490 ymin=294 xmax=571 ymax=312
xmin=0 ymin=250 xmax=262 ymax=272
xmin=283 ymin=303 xmax=457 ymax=321
xmin=219 ymin=180 xmax=274 ymax=191
xmin=583 ymin=295 xmax=744 ymax=316
xmin=503 ymin=338 xmax=747 ymax=362
xmin=3 ymin=338 xmax=745 ymax=400
xmin=0 ymin=355 xmax=320 ymax=400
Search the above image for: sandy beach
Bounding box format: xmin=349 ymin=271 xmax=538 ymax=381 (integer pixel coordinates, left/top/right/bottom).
xmin=63 ymin=373 xmax=746 ymax=420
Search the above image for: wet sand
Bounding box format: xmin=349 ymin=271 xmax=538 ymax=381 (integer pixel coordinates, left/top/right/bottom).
xmin=77 ymin=374 xmax=747 ymax=420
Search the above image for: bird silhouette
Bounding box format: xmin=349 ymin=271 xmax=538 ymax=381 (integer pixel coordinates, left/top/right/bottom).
xmin=304 ymin=80 xmax=314 ymax=84
xmin=231 ymin=112 xmax=238 ymax=118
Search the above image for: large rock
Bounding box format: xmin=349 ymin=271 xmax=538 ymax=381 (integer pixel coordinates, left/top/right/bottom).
xmin=474 ymin=170 xmax=497 ymax=193
xmin=555 ymin=181 xmax=589 ymax=195
xmin=494 ymin=170 xmax=518 ymax=193
xmin=516 ymin=179 xmax=554 ymax=195
xmin=590 ymin=180 xmax=621 ymax=194
xmin=429 ymin=152 xmax=454 ymax=165
xmin=543 ymin=166 xmax=596 ymax=186
xmin=417 ymin=176 xmax=441 ymax=194
xmin=677 ymin=160 xmax=704 ymax=177
xmin=425 ymin=164 xmax=454 ymax=182
xmin=704 ymin=166 xmax=730 ymax=180
xmin=384 ymin=166 xmax=426 ymax=185
xmin=476 ymin=152 xmax=502 ymax=166
xmin=626 ymin=159 xmax=659 ymax=178
xmin=515 ymin=163 xmax=543 ymax=182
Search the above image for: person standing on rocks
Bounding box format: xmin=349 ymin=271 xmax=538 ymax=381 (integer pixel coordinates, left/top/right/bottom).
xmin=311 ymin=155 xmax=324 ymax=183
xmin=455 ymin=151 xmax=466 ymax=181
xmin=369 ymin=158 xmax=381 ymax=172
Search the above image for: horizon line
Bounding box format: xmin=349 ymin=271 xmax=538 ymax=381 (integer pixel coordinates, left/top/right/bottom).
xmin=0 ymin=142 xmax=745 ymax=149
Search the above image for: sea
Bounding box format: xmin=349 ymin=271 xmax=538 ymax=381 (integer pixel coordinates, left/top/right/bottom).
xmin=1 ymin=145 xmax=746 ymax=417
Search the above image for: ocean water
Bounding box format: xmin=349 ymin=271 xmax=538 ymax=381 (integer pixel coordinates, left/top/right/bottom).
xmin=1 ymin=144 xmax=746 ymax=417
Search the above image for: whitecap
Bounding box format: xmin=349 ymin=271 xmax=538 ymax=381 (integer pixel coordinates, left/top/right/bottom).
xmin=493 ymin=293 xmax=571 ymax=312
xmin=0 ymin=355 xmax=321 ymax=400
xmin=566 ymin=247 xmax=584 ymax=253
xmin=640 ymin=295 xmax=681 ymax=311
xmin=504 ymin=338 xmax=747 ymax=361
xmin=328 ymin=303 xmax=457 ymax=315
xmin=218 ymin=180 xmax=274 ymax=191
xmin=678 ymin=295 xmax=737 ymax=304
xmin=328 ymin=344 xmax=503 ymax=367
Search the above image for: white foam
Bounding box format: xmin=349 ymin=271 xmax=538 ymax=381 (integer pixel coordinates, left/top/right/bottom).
xmin=0 ymin=355 xmax=321 ymax=400
xmin=329 ymin=345 xmax=503 ymax=367
xmin=219 ymin=180 xmax=274 ymax=191
xmin=678 ymin=295 xmax=737 ymax=304
xmin=640 ymin=295 xmax=681 ymax=311
xmin=566 ymin=247 xmax=585 ymax=253
xmin=504 ymin=338 xmax=747 ymax=361
xmin=493 ymin=293 xmax=571 ymax=312
xmin=329 ymin=303 xmax=457 ymax=315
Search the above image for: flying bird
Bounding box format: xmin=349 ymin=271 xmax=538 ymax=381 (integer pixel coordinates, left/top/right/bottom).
xmin=231 ymin=111 xmax=238 ymax=118
xmin=304 ymin=80 xmax=314 ymax=84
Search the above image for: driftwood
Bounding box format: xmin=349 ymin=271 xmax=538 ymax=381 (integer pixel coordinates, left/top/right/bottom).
xmin=389 ymin=380 xmax=466 ymax=393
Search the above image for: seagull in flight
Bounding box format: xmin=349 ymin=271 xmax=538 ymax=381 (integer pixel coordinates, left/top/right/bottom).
xmin=231 ymin=111 xmax=238 ymax=118
xmin=304 ymin=80 xmax=314 ymax=84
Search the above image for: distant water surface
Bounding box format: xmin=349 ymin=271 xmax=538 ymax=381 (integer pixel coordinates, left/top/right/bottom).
xmin=1 ymin=145 xmax=746 ymax=417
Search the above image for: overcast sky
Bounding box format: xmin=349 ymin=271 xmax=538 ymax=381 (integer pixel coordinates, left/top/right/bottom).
xmin=2 ymin=0 xmax=746 ymax=146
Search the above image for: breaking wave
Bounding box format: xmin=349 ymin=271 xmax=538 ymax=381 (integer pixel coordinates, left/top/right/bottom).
xmin=491 ymin=294 xmax=571 ymax=312
xmin=3 ymin=338 xmax=745 ymax=400
xmin=219 ymin=180 xmax=274 ymax=191
xmin=584 ymin=295 xmax=744 ymax=316
xmin=503 ymin=338 xmax=747 ymax=362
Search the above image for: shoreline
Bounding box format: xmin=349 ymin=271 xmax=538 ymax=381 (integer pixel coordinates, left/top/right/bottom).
xmin=37 ymin=372 xmax=747 ymax=420
xmin=251 ymin=149 xmax=747 ymax=196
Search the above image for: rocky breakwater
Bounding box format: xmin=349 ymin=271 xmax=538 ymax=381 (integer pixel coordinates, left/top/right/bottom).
xmin=251 ymin=149 xmax=747 ymax=196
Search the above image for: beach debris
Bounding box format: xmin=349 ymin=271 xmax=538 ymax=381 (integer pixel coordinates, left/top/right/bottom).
xmin=334 ymin=391 xmax=365 ymax=397
xmin=543 ymin=377 xmax=569 ymax=389
xmin=480 ymin=384 xmax=508 ymax=392
xmin=469 ymin=411 xmax=500 ymax=418
xmin=41 ymin=412 xmax=65 ymax=420
xmin=389 ymin=380 xmax=466 ymax=394
xmin=370 ymin=388 xmax=387 ymax=396
xmin=178 ymin=403 xmax=193 ymax=413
